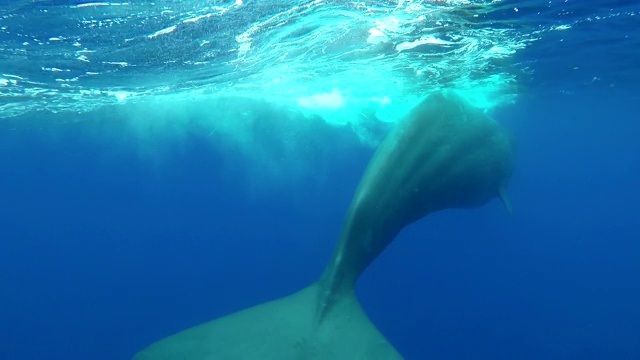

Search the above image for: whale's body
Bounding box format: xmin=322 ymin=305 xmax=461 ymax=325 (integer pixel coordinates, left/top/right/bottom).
xmin=133 ymin=91 xmax=515 ymax=360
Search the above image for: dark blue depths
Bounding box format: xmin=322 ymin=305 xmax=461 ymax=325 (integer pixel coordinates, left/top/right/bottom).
xmin=1 ymin=91 xmax=639 ymax=360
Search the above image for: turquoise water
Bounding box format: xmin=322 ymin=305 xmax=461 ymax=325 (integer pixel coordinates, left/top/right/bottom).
xmin=5 ymin=1 xmax=635 ymax=117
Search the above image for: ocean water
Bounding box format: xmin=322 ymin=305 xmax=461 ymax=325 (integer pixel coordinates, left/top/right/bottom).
xmin=1 ymin=1 xmax=639 ymax=359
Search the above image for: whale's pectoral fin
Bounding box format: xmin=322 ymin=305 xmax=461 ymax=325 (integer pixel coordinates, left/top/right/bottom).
xmin=498 ymin=186 xmax=513 ymax=214
xmin=133 ymin=283 xmax=402 ymax=360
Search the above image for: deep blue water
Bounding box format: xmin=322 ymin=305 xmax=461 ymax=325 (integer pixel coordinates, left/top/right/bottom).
xmin=1 ymin=1 xmax=640 ymax=359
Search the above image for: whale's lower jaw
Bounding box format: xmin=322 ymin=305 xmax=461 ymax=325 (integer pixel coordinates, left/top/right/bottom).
xmin=133 ymin=283 xmax=403 ymax=360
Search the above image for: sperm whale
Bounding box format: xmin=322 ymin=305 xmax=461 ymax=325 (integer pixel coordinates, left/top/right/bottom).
xmin=133 ymin=90 xmax=515 ymax=360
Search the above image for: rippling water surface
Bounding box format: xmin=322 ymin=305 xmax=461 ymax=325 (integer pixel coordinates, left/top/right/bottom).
xmin=2 ymin=0 xmax=637 ymax=120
